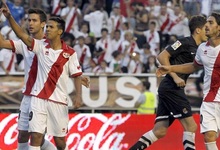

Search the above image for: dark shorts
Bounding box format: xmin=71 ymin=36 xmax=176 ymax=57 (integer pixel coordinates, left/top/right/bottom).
xmin=156 ymin=77 xmax=193 ymax=125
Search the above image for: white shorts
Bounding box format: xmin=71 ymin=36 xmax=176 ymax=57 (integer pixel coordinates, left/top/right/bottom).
xmin=200 ymin=102 xmax=220 ymax=134
xmin=28 ymin=96 xmax=69 ymax=137
xmin=17 ymin=95 xmax=31 ymax=131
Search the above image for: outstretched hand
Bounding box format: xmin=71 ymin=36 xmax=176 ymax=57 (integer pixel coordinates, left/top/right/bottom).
xmin=156 ymin=65 xmax=171 ymax=77
xmin=81 ymin=75 xmax=90 ymax=88
xmin=0 ymin=1 xmax=11 ymax=19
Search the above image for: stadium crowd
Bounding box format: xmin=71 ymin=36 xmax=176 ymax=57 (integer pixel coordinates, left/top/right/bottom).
xmin=0 ymin=0 xmax=218 ymax=75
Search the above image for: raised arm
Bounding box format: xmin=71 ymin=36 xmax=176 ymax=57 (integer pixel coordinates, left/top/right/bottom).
xmin=1 ymin=2 xmax=33 ymax=48
xmin=0 ymin=32 xmax=13 ymax=49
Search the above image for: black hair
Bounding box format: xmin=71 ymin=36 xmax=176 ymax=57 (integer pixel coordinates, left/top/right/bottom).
xmin=143 ymin=81 xmax=151 ymax=90
xmin=28 ymin=8 xmax=47 ymax=23
xmin=101 ymin=28 xmax=108 ymax=33
xmin=189 ymin=15 xmax=207 ymax=34
xmin=210 ymin=12 xmax=220 ymax=25
xmin=49 ymin=17 xmax=66 ymax=35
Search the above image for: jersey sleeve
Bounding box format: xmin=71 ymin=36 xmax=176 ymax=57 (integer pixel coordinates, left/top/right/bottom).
xmin=31 ymin=39 xmax=43 ymax=54
xmin=165 ymin=38 xmax=187 ymax=56
xmin=69 ymin=52 xmax=82 ymax=77
xmin=10 ymin=40 xmax=24 ymax=54
xmin=194 ymin=44 xmax=203 ymax=66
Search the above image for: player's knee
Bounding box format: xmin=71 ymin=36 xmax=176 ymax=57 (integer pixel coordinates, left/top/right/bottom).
xmin=187 ymin=122 xmax=197 ymax=133
xmin=18 ymin=130 xmax=30 ymax=143
xmin=54 ymin=136 xmax=66 ymax=150
xmin=204 ymin=131 xmax=217 ymax=143
xmin=153 ymin=127 xmax=167 ymax=139
xmin=30 ymin=132 xmax=44 ymax=146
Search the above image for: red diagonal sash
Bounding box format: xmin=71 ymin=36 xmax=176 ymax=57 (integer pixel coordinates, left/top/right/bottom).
xmin=160 ymin=14 xmax=170 ymax=32
xmin=6 ymin=53 xmax=15 ymax=71
xmin=65 ymin=8 xmax=77 ymax=33
xmin=148 ymin=33 xmax=154 ymax=42
xmin=52 ymin=0 xmax=61 ymax=15
xmin=79 ymin=47 xmax=87 ymax=64
xmin=98 ymin=41 xmax=107 ymax=64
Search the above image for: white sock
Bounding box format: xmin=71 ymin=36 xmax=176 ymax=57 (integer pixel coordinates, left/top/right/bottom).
xmin=41 ymin=139 xmax=56 ymax=150
xmin=18 ymin=142 xmax=29 ymax=150
xmin=205 ymin=141 xmax=218 ymax=150
xmin=183 ymin=131 xmax=195 ymax=150
xmin=29 ymin=146 xmax=40 ymax=150
xmin=141 ymin=130 xmax=158 ymax=147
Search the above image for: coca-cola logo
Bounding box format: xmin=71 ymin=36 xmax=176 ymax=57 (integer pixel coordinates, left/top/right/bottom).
xmin=0 ymin=114 xmax=132 ymax=150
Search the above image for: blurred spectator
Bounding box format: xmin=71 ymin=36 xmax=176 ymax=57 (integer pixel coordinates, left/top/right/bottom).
xmin=109 ymin=2 xmax=127 ymax=32
xmin=128 ymin=51 xmax=142 ymax=74
xmin=135 ymin=81 xmax=157 ymax=114
xmin=109 ymin=50 xmax=122 ymax=73
xmin=50 ymin=0 xmax=66 ymax=16
xmin=83 ymin=3 xmax=104 ymax=39
xmin=135 ymin=21 xmax=160 ymax=56
xmin=74 ymin=36 xmax=92 ymax=72
xmin=121 ymin=31 xmax=140 ymax=73
xmin=85 ymin=34 xmax=97 ymax=58
xmin=95 ymin=28 xmax=113 ymax=64
xmin=183 ymin=0 xmax=201 ymax=17
xmin=141 ymin=43 xmax=152 ymax=65
xmin=168 ymin=4 xmax=189 ymax=38
xmin=111 ymin=29 xmax=123 ymax=52
xmin=121 ymin=22 xmax=133 ymax=41
xmin=157 ymin=3 xmax=174 ymax=49
xmin=143 ymin=55 xmax=159 ymax=73
xmin=61 ymin=0 xmax=82 ymax=33
xmin=82 ymin=0 xmax=97 ymax=15
xmin=5 ymin=0 xmax=25 ymax=25
xmin=72 ymin=21 xmax=89 ymax=39
xmin=62 ymin=32 xmax=75 ymax=48
xmin=93 ymin=60 xmax=113 ymax=75
xmin=0 ymin=49 xmax=17 ymax=74
xmin=146 ymin=0 xmax=161 ymax=20
xmin=133 ymin=2 xmax=149 ymax=48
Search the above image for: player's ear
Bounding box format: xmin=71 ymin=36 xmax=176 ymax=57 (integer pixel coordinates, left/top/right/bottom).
xmin=58 ymin=29 xmax=63 ymax=36
xmin=195 ymin=28 xmax=201 ymax=34
xmin=41 ymin=22 xmax=46 ymax=29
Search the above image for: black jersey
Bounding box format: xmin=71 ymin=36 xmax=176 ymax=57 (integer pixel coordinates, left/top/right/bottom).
xmin=165 ymin=36 xmax=198 ymax=81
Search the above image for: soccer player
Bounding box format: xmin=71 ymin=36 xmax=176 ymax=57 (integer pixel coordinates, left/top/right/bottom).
xmin=156 ymin=12 xmax=220 ymax=150
xmin=0 ymin=4 xmax=87 ymax=150
xmin=129 ymin=15 xmax=207 ymax=150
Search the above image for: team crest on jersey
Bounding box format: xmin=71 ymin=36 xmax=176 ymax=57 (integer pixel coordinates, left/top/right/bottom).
xmin=63 ymin=52 xmax=70 ymax=58
xmin=171 ymin=40 xmax=182 ymax=50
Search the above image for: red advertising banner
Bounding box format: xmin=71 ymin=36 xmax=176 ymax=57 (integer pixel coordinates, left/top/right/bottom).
xmin=0 ymin=113 xmax=220 ymax=150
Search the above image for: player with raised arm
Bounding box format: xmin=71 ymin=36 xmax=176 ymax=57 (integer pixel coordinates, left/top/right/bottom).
xmin=0 ymin=2 xmax=87 ymax=150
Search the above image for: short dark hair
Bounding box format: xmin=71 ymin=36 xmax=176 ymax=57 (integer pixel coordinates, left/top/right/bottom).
xmin=189 ymin=15 xmax=206 ymax=34
xmin=49 ymin=17 xmax=66 ymax=34
xmin=210 ymin=12 xmax=220 ymax=25
xmin=143 ymin=81 xmax=151 ymax=90
xmin=28 ymin=8 xmax=47 ymax=22
xmin=101 ymin=28 xmax=108 ymax=33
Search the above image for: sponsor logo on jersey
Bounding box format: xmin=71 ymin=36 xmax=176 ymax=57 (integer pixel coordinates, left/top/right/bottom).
xmin=171 ymin=40 xmax=182 ymax=50
xmin=63 ymin=52 xmax=70 ymax=58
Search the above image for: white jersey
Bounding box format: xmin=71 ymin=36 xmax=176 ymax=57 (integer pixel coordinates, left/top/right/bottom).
xmin=0 ymin=48 xmax=17 ymax=73
xmin=84 ymin=10 xmax=104 ymax=38
xmin=143 ymin=30 xmax=160 ymax=56
xmin=51 ymin=0 xmax=62 ymax=16
xmin=61 ymin=6 xmax=81 ymax=32
xmin=29 ymin=39 xmax=82 ymax=105
xmin=11 ymin=40 xmax=39 ymax=95
xmin=73 ymin=44 xmax=91 ymax=69
xmin=194 ymin=42 xmax=220 ymax=102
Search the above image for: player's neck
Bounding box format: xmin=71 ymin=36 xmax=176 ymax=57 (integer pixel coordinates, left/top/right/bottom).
xmin=32 ymin=31 xmax=44 ymax=40
xmin=192 ymin=35 xmax=202 ymax=46
xmin=208 ymin=36 xmax=220 ymax=47
xmin=49 ymin=39 xmax=62 ymax=50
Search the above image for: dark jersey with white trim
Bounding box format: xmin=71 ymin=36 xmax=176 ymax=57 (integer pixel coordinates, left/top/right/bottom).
xmin=165 ymin=36 xmax=198 ymax=81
